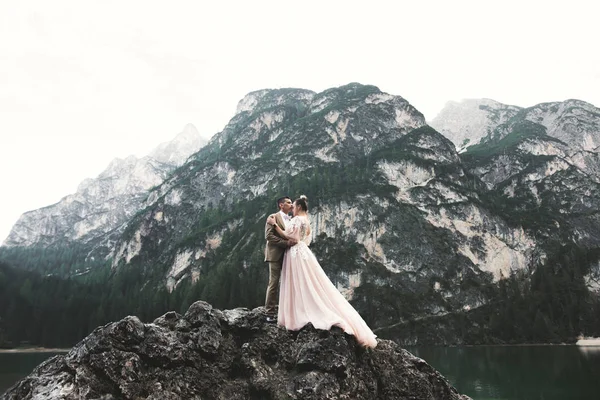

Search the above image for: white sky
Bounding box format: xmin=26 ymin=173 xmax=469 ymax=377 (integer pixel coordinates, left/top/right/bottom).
xmin=1 ymin=0 xmax=599 ymax=243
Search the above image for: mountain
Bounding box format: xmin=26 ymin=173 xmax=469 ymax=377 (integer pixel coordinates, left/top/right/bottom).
xmin=431 ymin=98 xmax=600 ymax=159
xmin=2 ymin=84 xmax=600 ymax=347
xmin=106 ymin=87 xmax=600 ymax=343
xmin=434 ymin=98 xmax=600 ymax=243
xmin=430 ymin=99 xmax=521 ymax=151
xmin=2 ymin=124 xmax=207 ymax=252
xmin=102 ymin=84 xmax=550 ymax=339
xmin=2 ymin=301 xmax=470 ymax=400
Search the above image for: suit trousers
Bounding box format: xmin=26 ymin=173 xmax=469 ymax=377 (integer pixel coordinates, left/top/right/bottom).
xmin=265 ymin=260 xmax=282 ymax=315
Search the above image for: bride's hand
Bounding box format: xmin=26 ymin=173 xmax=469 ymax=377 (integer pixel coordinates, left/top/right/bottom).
xmin=266 ymin=215 xmax=276 ymax=226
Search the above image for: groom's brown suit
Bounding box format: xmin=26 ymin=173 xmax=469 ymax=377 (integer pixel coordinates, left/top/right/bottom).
xmin=264 ymin=212 xmax=290 ymax=315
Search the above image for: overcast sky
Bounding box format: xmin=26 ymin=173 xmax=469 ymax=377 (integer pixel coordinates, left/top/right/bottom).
xmin=1 ymin=0 xmax=599 ymax=243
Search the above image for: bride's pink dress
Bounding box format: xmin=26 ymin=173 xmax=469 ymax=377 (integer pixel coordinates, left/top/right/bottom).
xmin=277 ymin=215 xmax=377 ymax=348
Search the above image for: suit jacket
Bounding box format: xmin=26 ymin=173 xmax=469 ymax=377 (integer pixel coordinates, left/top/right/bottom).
xmin=264 ymin=212 xmax=289 ymax=262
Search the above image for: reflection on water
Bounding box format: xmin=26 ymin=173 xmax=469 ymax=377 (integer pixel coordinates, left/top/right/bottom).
xmin=577 ymin=345 xmax=600 ymax=358
xmin=408 ymin=345 xmax=600 ymax=400
xmin=0 ymin=352 xmax=65 ymax=394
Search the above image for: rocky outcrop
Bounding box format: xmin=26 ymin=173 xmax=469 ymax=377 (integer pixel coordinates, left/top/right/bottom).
xmin=2 ymin=301 xmax=469 ymax=400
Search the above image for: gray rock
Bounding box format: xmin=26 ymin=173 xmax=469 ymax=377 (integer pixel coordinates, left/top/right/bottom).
xmin=2 ymin=301 xmax=470 ymax=400
xmin=152 ymin=311 xmax=181 ymax=330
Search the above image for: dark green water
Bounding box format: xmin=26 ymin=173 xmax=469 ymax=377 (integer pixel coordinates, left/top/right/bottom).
xmin=0 ymin=352 xmax=65 ymax=394
xmin=410 ymin=345 xmax=600 ymax=400
xmin=2 ymin=347 xmax=600 ymax=398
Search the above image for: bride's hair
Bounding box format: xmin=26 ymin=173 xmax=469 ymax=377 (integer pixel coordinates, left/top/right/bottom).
xmin=294 ymin=195 xmax=308 ymax=211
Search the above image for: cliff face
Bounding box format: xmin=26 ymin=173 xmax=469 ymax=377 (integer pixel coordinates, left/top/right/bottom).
xmin=2 ymin=301 xmax=470 ymax=400
xmin=436 ymin=98 xmax=600 ymax=271
xmin=429 ymin=99 xmax=521 ymax=151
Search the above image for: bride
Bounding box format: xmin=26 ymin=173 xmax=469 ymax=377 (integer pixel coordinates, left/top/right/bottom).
xmin=266 ymin=195 xmax=377 ymax=348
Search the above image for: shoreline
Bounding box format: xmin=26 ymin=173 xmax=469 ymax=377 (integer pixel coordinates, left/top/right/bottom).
xmin=576 ymin=338 xmax=600 ymax=346
xmin=0 ymin=347 xmax=70 ymax=353
xmin=401 ymin=337 xmax=600 ymax=347
xmin=4 ymin=340 xmax=599 ymax=352
xmin=405 ymin=341 xmax=600 ymax=347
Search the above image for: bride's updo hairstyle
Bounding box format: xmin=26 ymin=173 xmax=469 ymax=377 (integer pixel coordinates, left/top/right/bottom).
xmin=294 ymin=195 xmax=308 ymax=211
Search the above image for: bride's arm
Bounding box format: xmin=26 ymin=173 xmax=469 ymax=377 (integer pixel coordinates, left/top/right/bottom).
xmin=266 ymin=215 xmax=290 ymax=239
xmin=273 ymin=223 xmax=289 ymax=239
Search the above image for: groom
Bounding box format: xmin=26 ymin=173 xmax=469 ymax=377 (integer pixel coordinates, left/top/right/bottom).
xmin=264 ymin=196 xmax=296 ymax=322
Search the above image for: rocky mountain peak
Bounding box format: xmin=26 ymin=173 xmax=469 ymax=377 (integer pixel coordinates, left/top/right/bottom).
xmin=308 ymin=83 xmax=383 ymax=113
xmin=235 ymin=88 xmax=317 ymax=116
xmin=102 ymin=84 xmax=444 ymax=298
xmin=235 ymin=89 xmax=271 ymax=114
xmin=432 ymin=98 xmax=600 ymax=155
xmin=430 ymin=99 xmax=522 ymax=151
xmin=149 ymin=123 xmax=207 ymax=165
xmin=2 ymin=124 xmax=207 ymax=248
xmin=522 ymin=99 xmax=600 ymax=151
xmin=100 ymin=155 xmax=139 ymax=179
xmin=3 ymin=301 xmax=470 ymax=400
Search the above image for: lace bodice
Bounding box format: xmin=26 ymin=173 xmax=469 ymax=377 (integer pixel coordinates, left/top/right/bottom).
xmin=285 ymin=215 xmax=312 ymax=246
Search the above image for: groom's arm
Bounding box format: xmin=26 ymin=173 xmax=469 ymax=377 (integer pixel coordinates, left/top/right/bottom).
xmin=266 ymin=223 xmax=289 ymax=248
xmin=265 ymin=214 xmax=296 ymax=247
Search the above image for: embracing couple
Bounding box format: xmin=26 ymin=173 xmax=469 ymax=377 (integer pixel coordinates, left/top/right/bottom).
xmin=263 ymin=195 xmax=377 ymax=348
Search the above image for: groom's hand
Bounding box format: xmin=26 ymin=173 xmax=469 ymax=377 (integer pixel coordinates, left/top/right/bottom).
xmin=288 ymin=239 xmax=297 ymax=246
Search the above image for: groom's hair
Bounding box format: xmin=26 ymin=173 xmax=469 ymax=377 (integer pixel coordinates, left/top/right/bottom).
xmin=277 ymin=196 xmax=291 ymax=208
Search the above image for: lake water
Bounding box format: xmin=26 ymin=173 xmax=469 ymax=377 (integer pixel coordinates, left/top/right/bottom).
xmin=409 ymin=345 xmax=600 ymax=400
xmin=2 ymin=346 xmax=600 ymax=398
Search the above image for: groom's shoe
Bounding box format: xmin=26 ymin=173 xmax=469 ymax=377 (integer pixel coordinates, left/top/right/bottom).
xmin=265 ymin=315 xmax=277 ymax=323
